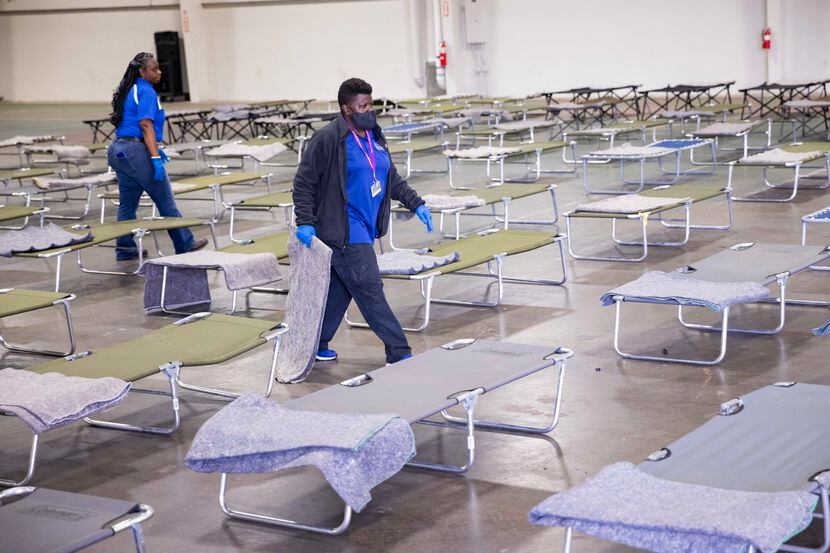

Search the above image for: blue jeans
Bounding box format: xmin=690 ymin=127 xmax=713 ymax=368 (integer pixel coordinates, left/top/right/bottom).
xmin=107 ymin=138 xmax=194 ymax=260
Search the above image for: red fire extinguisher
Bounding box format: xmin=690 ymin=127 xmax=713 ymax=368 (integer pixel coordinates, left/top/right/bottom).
xmin=438 ymin=40 xmax=448 ymax=68
xmin=762 ymin=27 xmax=772 ymax=50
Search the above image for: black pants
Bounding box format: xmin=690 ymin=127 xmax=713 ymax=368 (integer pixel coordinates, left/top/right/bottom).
xmin=319 ymin=243 xmax=411 ymax=363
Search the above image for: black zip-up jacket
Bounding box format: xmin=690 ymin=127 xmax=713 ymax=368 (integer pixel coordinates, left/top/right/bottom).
xmin=292 ymin=114 xmax=425 ymax=249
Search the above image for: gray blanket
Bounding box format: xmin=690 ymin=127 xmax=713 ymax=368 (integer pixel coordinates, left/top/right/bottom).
xmin=422 ymin=194 xmax=486 ymax=210
xmin=694 ymin=121 xmax=758 ymax=136
xmin=0 ymin=223 xmax=92 ymax=258
xmin=443 ymin=145 xmax=521 ymax=159
xmin=740 ymin=148 xmax=824 ymax=165
xmin=275 ymin=234 xmax=332 ymax=383
xmin=33 ymin=172 xmax=117 ymax=191
xmin=576 ymin=195 xmax=689 ymax=214
xmin=0 ymin=135 xmax=54 ymax=148
xmin=138 ymin=251 xmax=281 ymax=313
xmin=529 ymin=462 xmax=817 ymax=553
xmin=0 ymin=368 xmax=130 ymax=435
xmin=24 ymin=144 xmax=91 ymax=160
xmin=589 ymin=143 xmax=674 ymax=157
xmin=185 ymin=394 xmax=415 ymax=512
xmin=377 ymin=249 xmax=461 ymax=275
xmin=600 ymin=271 xmax=770 ymax=312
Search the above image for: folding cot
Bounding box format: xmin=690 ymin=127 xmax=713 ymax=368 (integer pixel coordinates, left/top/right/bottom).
xmin=687 ymin=119 xmax=772 ymax=159
xmin=164 ymin=107 xmax=213 ymax=142
xmin=1 ymin=167 xmax=61 ymax=187
xmin=0 ymin=135 xmax=61 ymax=168
xmin=1 ymin=313 xmax=287 ymax=488
xmin=443 ymin=140 xmax=576 ymax=188
xmin=455 ymin=119 xmax=561 ymax=149
xmin=531 ymin=382 xmax=830 ymax=553
xmin=8 ymin=172 xmax=119 ymax=221
xmin=204 ymin=136 xmax=305 ymax=171
xmin=163 ymin=139 xmax=227 ymax=174
xmin=187 ymin=339 xmax=573 ymax=535
xmin=730 ymin=141 xmax=830 ymax=202
xmin=386 ymin=104 xmax=464 ymax=122
xmin=22 ymin=143 xmax=93 ymax=176
xmin=0 ymin=203 xmax=48 ymax=230
xmin=562 ymin=119 xmax=673 ymax=162
xmin=383 ymin=120 xmax=447 ymax=142
xmin=98 ymin=171 xmax=273 ymax=222
xmin=741 ymin=79 xmax=830 ymax=119
xmin=639 ymin=81 xmax=736 ymax=118
xmin=656 ymin=102 xmax=746 ymax=133
xmin=0 ymin=288 xmax=76 ymax=357
xmin=802 ymin=205 xmax=830 ymax=251
xmin=346 ymin=229 xmax=566 ymax=332
xmin=12 ymin=217 xmax=217 ymax=292
xmin=252 ymin=115 xmax=319 ymax=141
xmin=544 ymin=98 xmax=618 ymax=131
xmin=81 ymin=117 xmax=115 ymax=143
xmin=603 ymin=242 xmax=830 ymax=365
xmin=581 ymin=138 xmax=717 ymax=194
xmin=783 ymin=99 xmax=830 ymax=140
xmin=543 ymin=84 xmax=642 ymax=118
xmin=387 ymin=138 xmax=451 ymax=178
xmin=390 ymin=182 xmax=558 ymax=244
xmin=0 ymin=486 xmax=153 ymax=553
xmin=564 ymin=183 xmax=733 ymax=262
xmin=227 ymin=188 xmax=293 ymax=242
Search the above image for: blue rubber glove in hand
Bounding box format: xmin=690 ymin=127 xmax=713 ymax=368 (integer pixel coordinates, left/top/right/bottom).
xmin=151 ymin=156 xmax=166 ymax=182
xmin=296 ymin=225 xmax=316 ymax=248
xmin=158 ymin=149 xmax=170 ymax=164
xmin=415 ymin=205 xmax=433 ymax=233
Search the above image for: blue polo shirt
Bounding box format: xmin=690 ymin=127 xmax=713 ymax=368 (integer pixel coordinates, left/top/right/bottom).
xmin=116 ymin=78 xmax=165 ymax=142
xmin=346 ymin=130 xmax=390 ymax=244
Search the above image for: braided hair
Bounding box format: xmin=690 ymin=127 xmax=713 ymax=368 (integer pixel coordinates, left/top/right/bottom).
xmin=109 ymin=52 xmax=155 ymax=127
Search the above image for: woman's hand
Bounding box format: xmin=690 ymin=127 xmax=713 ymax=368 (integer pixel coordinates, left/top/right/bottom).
xmin=151 ymin=156 xmax=166 ymax=182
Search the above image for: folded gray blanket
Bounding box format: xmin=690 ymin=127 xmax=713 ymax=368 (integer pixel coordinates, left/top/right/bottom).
xmin=0 ymin=368 xmax=130 ymax=435
xmin=658 ymin=109 xmax=708 ymax=118
xmin=206 ymin=142 xmax=287 ymax=162
xmin=576 ymin=194 xmax=689 ymax=214
xmin=185 ymin=394 xmax=415 ymax=512
xmin=33 ymin=172 xmax=117 ymax=191
xmin=138 ymin=251 xmax=281 ymax=313
xmin=377 ymin=249 xmax=461 ymax=275
xmin=443 ymin=146 xmax=521 ymax=159
xmin=529 ymin=462 xmax=817 ymax=553
xmin=422 ymin=194 xmax=486 ymax=210
xmin=0 ymin=135 xmax=54 ymax=148
xmin=276 ymin=234 xmax=331 ymax=383
xmin=24 ymin=144 xmax=91 ymax=160
xmin=740 ymin=148 xmax=824 ymax=165
xmin=694 ymin=121 xmax=758 ymax=136
xmin=0 ymin=223 xmax=92 ymax=258
xmin=600 ymin=271 xmax=769 ymax=312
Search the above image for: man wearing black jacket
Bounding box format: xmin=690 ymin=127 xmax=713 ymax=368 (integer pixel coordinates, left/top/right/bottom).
xmin=292 ymin=78 xmax=433 ymax=364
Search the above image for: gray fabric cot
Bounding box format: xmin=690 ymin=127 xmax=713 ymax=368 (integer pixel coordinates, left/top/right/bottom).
xmin=530 ymin=382 xmax=830 ymax=553
xmin=605 ymin=242 xmax=830 ymax=364
xmin=191 ymin=339 xmax=573 ymax=536
xmin=0 ymin=486 xmax=153 ymax=553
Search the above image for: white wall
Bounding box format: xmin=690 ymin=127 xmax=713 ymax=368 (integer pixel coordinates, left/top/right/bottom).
xmin=1 ymin=0 xmax=829 ymax=103
xmin=197 ymin=0 xmax=423 ymax=102
xmin=482 ymin=0 xmax=767 ymax=96
xmin=0 ymin=8 xmax=181 ymax=102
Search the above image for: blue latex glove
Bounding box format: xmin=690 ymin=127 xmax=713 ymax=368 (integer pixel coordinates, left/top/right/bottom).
xmin=151 ymin=156 xmax=166 ymax=182
xmin=296 ymin=225 xmax=316 ymax=248
xmin=158 ymin=149 xmax=170 ymax=164
xmin=415 ymin=205 xmax=433 ymax=233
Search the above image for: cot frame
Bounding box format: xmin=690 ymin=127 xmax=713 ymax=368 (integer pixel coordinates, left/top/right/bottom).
xmin=581 ymin=139 xmax=717 ymax=195
xmin=447 ymin=142 xmax=577 ymax=190
xmin=0 ymin=289 xmax=76 ymax=357
xmin=688 ymin=119 xmax=773 ymax=160
xmin=0 ymin=486 xmax=154 ymax=553
xmin=346 ymin=230 xmax=567 ymax=332
xmin=0 ymin=198 xmax=48 ymax=230
xmin=215 ymin=343 xmax=573 ymax=535
xmin=731 ymin=153 xmax=830 ymax=203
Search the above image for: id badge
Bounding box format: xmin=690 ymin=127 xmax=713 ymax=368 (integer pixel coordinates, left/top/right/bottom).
xmin=371 ymin=178 xmax=382 ymax=198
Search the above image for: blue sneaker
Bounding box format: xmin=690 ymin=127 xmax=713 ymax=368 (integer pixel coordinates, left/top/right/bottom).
xmin=315 ymin=349 xmax=337 ymax=361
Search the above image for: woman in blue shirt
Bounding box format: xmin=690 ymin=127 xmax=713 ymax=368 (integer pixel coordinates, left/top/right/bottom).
xmin=107 ymin=52 xmax=207 ymax=260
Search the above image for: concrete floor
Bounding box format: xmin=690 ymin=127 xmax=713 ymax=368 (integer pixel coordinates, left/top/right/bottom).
xmin=2 ymin=103 xmax=830 ymax=553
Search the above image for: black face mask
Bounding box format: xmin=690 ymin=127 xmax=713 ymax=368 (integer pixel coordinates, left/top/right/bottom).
xmin=350 ymin=110 xmax=377 ymax=131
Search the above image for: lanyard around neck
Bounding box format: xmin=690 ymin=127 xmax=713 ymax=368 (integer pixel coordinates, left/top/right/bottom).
xmin=349 ymin=129 xmax=377 ymax=176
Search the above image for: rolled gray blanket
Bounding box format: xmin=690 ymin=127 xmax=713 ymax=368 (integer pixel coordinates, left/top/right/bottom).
xmin=185 ymin=394 xmax=415 ymax=512
xmin=377 ymin=249 xmax=461 ymax=275
xmin=275 ymin=234 xmax=331 ymax=383
xmin=529 ymin=462 xmax=817 ymax=553
xmin=0 ymin=223 xmax=92 ymax=258
xmin=206 ymin=142 xmax=287 ymax=162
xmin=0 ymin=368 xmax=130 ymax=435
xmin=600 ymin=271 xmax=769 ymax=311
